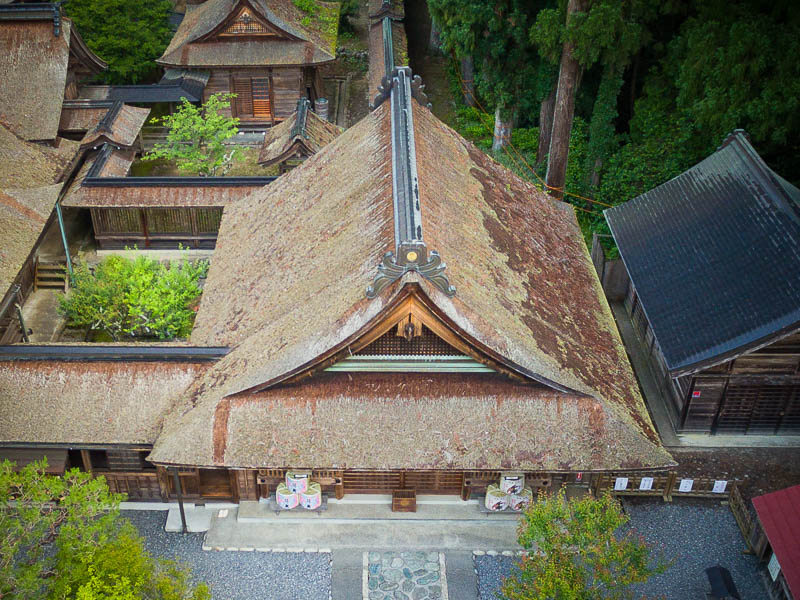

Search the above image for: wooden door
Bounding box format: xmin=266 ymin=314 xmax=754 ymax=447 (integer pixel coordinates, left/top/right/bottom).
xmin=251 ymin=77 xmax=272 ymax=119
xmin=198 ymin=468 xmax=235 ymax=498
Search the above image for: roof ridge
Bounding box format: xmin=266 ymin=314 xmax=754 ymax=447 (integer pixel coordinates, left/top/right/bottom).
xmin=721 ymin=129 xmax=800 ymax=225
xmin=366 ymin=66 xmax=452 ymax=298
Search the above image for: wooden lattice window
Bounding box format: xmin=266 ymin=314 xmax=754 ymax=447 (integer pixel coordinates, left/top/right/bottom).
xmin=356 ymin=325 xmax=459 ymax=356
xmin=232 ymin=77 xmax=272 ymax=120
xmin=221 ymin=9 xmax=273 ymax=35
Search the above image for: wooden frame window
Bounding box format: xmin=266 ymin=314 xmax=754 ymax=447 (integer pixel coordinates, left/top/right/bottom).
xmin=233 ymin=77 xmax=272 ymax=121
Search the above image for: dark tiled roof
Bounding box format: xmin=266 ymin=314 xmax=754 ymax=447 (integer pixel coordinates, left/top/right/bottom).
xmin=605 ymin=131 xmax=800 ymax=374
xmin=105 ymin=70 xmax=210 ymax=104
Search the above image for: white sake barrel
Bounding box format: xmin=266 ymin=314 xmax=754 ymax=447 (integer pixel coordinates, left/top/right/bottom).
xmin=300 ymin=481 xmax=322 ymax=510
xmin=485 ymin=484 xmax=508 ymax=511
xmin=500 ymin=473 xmax=525 ymax=495
xmin=509 ymin=487 xmax=533 ymax=512
xmin=286 ymin=470 xmax=311 ymax=494
xmin=276 ymin=482 xmax=298 ymax=509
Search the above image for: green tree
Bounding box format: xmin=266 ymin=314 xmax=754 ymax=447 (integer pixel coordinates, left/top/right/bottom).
xmin=143 ymin=94 xmax=241 ymax=176
xmin=0 ymin=459 xmax=209 ymax=600
xmin=531 ymin=0 xmax=661 ymax=196
xmin=500 ymin=490 xmax=669 ymax=600
xmin=667 ymin=0 xmax=800 ymax=152
xmin=427 ymin=0 xmax=553 ymax=150
xmin=59 ymin=254 xmax=208 ymax=341
xmin=65 ymin=0 xmax=173 ymax=84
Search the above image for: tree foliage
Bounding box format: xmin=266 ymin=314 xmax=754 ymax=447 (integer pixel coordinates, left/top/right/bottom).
xmin=428 ymin=0 xmax=553 ymax=120
xmin=434 ymin=0 xmax=800 ymax=249
xmin=500 ymin=490 xmax=669 ymax=600
xmin=59 ymin=254 xmax=208 ymax=341
xmin=65 ymin=0 xmax=173 ymax=84
xmin=143 ymin=94 xmax=241 ymax=176
xmin=0 ymin=460 xmax=209 ymax=600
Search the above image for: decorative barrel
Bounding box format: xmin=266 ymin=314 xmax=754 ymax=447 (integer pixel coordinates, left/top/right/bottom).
xmin=500 ymin=473 xmax=525 ymax=495
xmin=276 ymin=483 xmax=298 ymax=509
xmin=509 ymin=487 xmax=533 ymax=512
xmin=286 ymin=470 xmax=311 ymax=494
xmin=314 ymin=98 xmax=329 ymax=121
xmin=485 ymin=484 xmax=508 ymax=511
xmin=300 ymin=482 xmax=322 ymax=510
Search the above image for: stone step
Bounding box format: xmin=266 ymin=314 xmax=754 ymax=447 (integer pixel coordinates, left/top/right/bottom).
xmin=202 ymin=507 xmax=522 ymax=551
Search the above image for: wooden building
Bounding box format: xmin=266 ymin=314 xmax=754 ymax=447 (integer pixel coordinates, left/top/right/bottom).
xmin=605 ymin=131 xmax=800 ymax=436
xmin=59 ymin=102 xmax=272 ymax=249
xmin=156 ymin=0 xmax=339 ymax=127
xmin=0 ymin=2 xmax=107 ymax=143
xmin=0 ymin=67 xmax=673 ymax=502
xmin=0 ymin=121 xmax=72 ymax=343
xmin=257 ymin=97 xmax=342 ymax=171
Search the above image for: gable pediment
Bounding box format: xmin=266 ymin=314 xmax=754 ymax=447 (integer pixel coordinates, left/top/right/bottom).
xmin=206 ymin=3 xmax=294 ymax=41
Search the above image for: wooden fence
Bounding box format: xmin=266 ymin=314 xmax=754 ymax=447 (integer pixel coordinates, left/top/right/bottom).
xmin=595 ymin=471 xmax=766 ymax=554
xmin=594 ymin=472 xmax=737 ymax=501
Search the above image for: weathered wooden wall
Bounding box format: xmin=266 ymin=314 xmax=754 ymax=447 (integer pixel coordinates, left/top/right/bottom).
xmin=91 ymin=207 xmax=223 ymax=249
xmin=203 ymin=66 xmax=305 ymax=123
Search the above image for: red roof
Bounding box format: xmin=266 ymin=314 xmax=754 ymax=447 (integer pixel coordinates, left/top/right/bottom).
xmin=753 ymin=484 xmax=800 ymax=598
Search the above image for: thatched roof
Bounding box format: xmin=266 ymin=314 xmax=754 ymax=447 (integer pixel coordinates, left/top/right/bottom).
xmin=0 ymin=360 xmax=207 ymax=445
xmin=61 ymin=148 xmax=262 ymax=209
xmin=150 ymin=99 xmax=673 ymax=471
xmin=0 ymin=184 xmax=62 ymax=294
xmin=80 ymin=104 xmax=150 ymax=150
xmin=59 ymin=103 xmax=111 ymax=135
xmin=0 ymin=121 xmax=72 ymax=188
xmin=257 ymin=100 xmax=342 ymax=166
xmin=0 ymin=18 xmax=105 ymax=141
xmin=158 ymin=0 xmax=338 ymax=68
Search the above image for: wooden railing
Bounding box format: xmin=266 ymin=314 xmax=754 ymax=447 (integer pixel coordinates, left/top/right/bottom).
xmin=594 ymin=472 xmax=737 ymax=501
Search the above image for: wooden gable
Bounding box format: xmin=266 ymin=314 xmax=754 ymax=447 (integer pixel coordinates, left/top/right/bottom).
xmin=275 ymin=289 xmax=529 ymax=384
xmin=202 ymin=1 xmax=298 ymax=42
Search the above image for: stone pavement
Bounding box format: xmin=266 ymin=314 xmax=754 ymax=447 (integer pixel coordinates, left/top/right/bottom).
xmin=160 ymin=496 xmax=526 ymax=600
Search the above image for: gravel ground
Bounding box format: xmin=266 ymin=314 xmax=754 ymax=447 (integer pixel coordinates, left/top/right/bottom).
xmin=474 ymin=554 xmax=515 ymax=600
xmin=123 ymin=510 xmax=331 ymax=600
xmin=475 ymin=500 xmax=766 ymax=600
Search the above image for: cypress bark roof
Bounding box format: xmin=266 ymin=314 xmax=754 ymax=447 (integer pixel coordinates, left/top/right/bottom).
xmin=0 ymin=184 xmax=62 ymax=294
xmin=257 ymin=100 xmax=342 ymax=166
xmin=79 ymin=103 xmax=151 ymax=150
xmin=150 ymin=96 xmax=672 ymax=470
xmin=605 ymin=131 xmax=800 ymax=375
xmin=157 ymin=0 xmax=338 ymax=68
xmin=0 ymin=17 xmax=106 ymax=141
xmin=0 ymin=360 xmax=208 ymax=445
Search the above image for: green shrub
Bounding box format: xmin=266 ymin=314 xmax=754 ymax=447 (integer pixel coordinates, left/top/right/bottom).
xmin=59 ymin=254 xmax=208 ymax=341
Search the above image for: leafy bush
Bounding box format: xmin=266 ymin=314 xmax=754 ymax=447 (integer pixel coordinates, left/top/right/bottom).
xmin=1 ymin=459 xmax=209 ymax=600
xmin=500 ymin=490 xmax=669 ymax=600
xmin=143 ymin=94 xmax=240 ymax=177
xmin=59 ymin=254 xmax=208 ymax=341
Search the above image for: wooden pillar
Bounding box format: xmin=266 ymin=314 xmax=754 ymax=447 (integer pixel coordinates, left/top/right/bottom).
xmin=156 ymin=466 xmax=171 ymax=501
xmin=80 ymin=449 xmax=93 ymax=473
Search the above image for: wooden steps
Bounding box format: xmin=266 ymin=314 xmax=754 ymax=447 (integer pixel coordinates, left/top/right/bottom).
xmin=34 ymin=261 xmax=67 ymax=291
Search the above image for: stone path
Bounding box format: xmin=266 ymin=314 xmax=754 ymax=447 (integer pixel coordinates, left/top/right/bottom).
xmin=365 ymin=551 xmax=447 ymax=600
